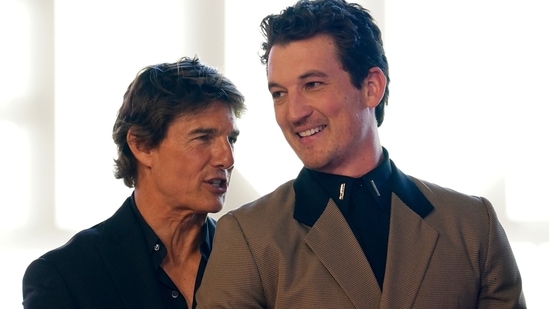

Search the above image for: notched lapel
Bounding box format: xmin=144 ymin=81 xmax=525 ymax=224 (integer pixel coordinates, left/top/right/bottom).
xmin=381 ymin=194 xmax=439 ymax=309
xmin=305 ymin=201 xmax=381 ymax=309
xmin=95 ymin=199 xmax=165 ymax=308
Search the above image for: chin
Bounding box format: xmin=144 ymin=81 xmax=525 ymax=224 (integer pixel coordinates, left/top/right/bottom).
xmin=301 ymin=156 xmax=328 ymax=170
xmin=208 ymin=207 xmax=223 ymax=214
xmin=205 ymin=201 xmax=224 ymax=214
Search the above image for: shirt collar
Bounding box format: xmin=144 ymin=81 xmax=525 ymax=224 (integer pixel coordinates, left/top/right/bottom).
xmin=294 ymin=148 xmax=392 ymax=226
xmin=310 ymin=149 xmax=392 ymax=210
xmin=294 ymin=148 xmax=434 ymax=226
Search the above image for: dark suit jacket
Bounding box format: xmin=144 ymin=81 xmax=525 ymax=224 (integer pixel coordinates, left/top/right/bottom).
xmin=196 ymin=164 xmax=525 ymax=308
xmin=22 ymin=196 xmax=216 ymax=309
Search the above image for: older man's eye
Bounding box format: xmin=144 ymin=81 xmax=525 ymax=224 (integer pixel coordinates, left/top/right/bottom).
xmin=271 ymin=91 xmax=282 ymax=99
xmin=196 ymin=135 xmax=211 ymax=141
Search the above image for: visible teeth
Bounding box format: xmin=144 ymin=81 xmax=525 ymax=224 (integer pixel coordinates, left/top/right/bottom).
xmin=298 ymin=126 xmax=324 ymax=137
xmin=211 ymin=179 xmax=221 ymax=187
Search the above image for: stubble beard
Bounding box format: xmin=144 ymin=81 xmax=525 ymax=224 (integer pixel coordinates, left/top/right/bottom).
xmin=296 ymin=143 xmax=339 ymax=172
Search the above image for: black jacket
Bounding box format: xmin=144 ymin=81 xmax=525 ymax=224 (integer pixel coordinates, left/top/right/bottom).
xmin=22 ymin=196 xmax=216 ymax=309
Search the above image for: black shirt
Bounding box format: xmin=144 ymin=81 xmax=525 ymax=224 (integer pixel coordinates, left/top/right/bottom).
xmin=130 ymin=195 xmax=213 ymax=309
xmin=304 ymin=148 xmax=393 ymax=288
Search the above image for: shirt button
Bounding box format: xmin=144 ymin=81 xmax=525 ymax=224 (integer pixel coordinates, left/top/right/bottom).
xmin=154 ymin=244 xmax=160 ymax=251
xmin=171 ymin=290 xmax=179 ymax=298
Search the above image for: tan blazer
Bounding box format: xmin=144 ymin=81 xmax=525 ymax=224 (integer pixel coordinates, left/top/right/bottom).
xmin=197 ymin=170 xmax=525 ymax=308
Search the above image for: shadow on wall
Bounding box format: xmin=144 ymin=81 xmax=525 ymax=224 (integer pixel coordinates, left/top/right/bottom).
xmin=212 ymin=168 xmax=261 ymax=220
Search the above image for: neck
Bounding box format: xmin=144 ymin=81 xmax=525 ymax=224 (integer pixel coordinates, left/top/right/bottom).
xmin=133 ymin=190 xmax=207 ymax=259
xmin=335 ymin=144 xmax=383 ymax=178
xmin=320 ymin=130 xmax=383 ymax=178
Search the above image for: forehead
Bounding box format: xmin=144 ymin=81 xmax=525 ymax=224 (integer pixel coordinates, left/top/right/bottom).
xmin=171 ymin=101 xmax=237 ymax=130
xmin=267 ymin=34 xmax=341 ymax=79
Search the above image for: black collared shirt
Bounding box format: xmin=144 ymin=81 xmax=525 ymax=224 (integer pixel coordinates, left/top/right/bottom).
xmin=130 ymin=195 xmax=213 ymax=309
xmin=305 ymin=149 xmax=393 ymax=288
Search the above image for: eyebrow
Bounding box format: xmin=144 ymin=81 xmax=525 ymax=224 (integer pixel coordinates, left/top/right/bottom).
xmin=268 ymin=70 xmax=329 ymax=91
xmin=231 ymin=129 xmax=241 ymax=137
xmin=189 ymin=127 xmax=216 ymax=135
xmin=299 ymin=70 xmax=328 ymax=80
xmin=189 ymin=127 xmax=240 ymax=137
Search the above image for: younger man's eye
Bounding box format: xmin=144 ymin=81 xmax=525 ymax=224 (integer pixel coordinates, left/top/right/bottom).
xmin=305 ymin=81 xmax=322 ymax=89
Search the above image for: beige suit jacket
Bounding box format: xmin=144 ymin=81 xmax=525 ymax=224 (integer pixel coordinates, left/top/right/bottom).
xmin=197 ymin=169 xmax=525 ymax=308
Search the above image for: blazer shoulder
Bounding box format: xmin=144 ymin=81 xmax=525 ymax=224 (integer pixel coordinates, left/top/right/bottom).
xmin=409 ymin=176 xmax=497 ymax=236
xmin=230 ymin=179 xmax=296 ymax=220
xmin=32 ymin=198 xmax=136 ymax=268
xmin=411 ymin=176 xmax=489 ymax=210
xmin=219 ymin=179 xmax=303 ymax=241
xmin=23 ymin=197 xmax=166 ymax=309
xmin=40 ymin=223 xmax=103 ymax=261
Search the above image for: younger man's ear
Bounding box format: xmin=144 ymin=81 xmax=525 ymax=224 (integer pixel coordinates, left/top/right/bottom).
xmin=363 ymin=67 xmax=387 ymax=108
xmin=127 ymin=129 xmax=153 ymax=168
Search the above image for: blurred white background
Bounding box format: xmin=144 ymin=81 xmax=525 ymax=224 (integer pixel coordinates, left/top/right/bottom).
xmin=1 ymin=0 xmax=547 ymax=307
